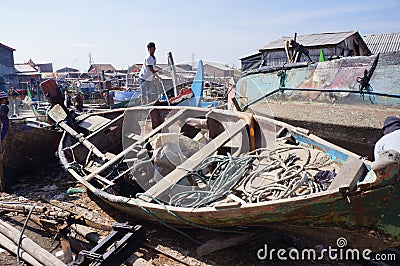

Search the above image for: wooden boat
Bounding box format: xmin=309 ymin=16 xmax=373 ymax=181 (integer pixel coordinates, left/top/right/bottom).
xmin=0 ymin=79 xmax=66 ymax=191
xmin=56 ymin=105 xmax=400 ymax=242
xmin=236 ymin=52 xmax=400 ymax=159
xmin=0 ymin=117 xmax=61 ymax=191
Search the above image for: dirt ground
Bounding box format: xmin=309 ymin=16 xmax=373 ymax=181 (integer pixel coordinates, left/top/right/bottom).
xmin=0 ymin=159 xmax=398 ymax=266
xmin=252 ymin=101 xmax=400 ymax=129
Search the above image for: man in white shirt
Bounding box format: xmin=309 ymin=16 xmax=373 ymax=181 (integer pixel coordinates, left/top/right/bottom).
xmin=374 ymin=116 xmax=400 ymax=160
xmin=138 ymin=42 xmax=159 ymax=104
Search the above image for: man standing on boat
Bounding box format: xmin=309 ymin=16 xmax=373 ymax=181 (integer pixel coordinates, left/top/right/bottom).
xmin=138 ymin=42 xmax=159 ymax=104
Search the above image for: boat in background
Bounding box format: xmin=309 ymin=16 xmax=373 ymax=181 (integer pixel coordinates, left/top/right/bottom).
xmin=111 ymin=60 xmax=223 ymax=108
xmin=0 ymin=117 xmax=61 ymax=190
xmin=172 ymin=60 xmax=220 ymax=108
xmin=236 ymin=52 xmax=400 ymax=159
xmin=77 ymin=79 xmax=95 ymax=93
xmin=0 ymin=75 xmax=62 ymax=191
xmin=112 ymin=90 xmax=141 ymax=107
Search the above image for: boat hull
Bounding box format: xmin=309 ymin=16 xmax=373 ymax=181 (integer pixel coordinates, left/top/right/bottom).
xmin=96 ymin=177 xmax=398 ymax=235
xmin=57 ymin=106 xmax=400 ymax=244
xmin=1 ymin=119 xmax=61 ymax=190
xmin=237 ymin=52 xmax=400 ymax=158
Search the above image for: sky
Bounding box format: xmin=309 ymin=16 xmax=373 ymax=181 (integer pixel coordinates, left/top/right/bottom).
xmin=1 ymin=0 xmax=399 ymax=72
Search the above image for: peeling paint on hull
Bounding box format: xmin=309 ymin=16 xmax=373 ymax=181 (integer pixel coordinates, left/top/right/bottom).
xmin=58 ymin=107 xmax=400 ymax=245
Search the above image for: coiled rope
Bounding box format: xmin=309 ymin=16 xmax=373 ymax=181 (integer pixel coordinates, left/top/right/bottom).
xmin=169 ymin=154 xmax=254 ymax=208
xmin=163 ymin=145 xmax=335 ymax=207
xmin=235 ymin=145 xmax=333 ymax=203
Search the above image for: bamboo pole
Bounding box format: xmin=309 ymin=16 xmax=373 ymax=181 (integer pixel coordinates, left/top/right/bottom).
xmin=0 ymin=219 xmax=66 ymax=266
xmin=0 ymin=202 xmax=47 ymax=214
xmin=0 ymin=232 xmax=42 ymax=266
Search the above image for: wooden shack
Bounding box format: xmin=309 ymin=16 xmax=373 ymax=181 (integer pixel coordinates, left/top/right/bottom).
xmin=0 ymin=42 xmax=17 ymax=88
xmin=240 ymin=31 xmax=371 ymax=72
xmin=204 ymin=63 xmax=235 ymax=79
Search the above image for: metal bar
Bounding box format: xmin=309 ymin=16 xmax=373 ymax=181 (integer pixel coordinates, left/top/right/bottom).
xmin=242 ymin=87 xmax=400 ymax=111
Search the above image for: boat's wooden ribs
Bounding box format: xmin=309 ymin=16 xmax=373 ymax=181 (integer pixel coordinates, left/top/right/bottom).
xmin=140 ymin=119 xmax=249 ymax=202
xmin=78 ymin=115 xmax=111 ymax=132
xmin=84 ymin=108 xmax=187 ymax=182
xmin=70 ymin=113 xmax=125 ymax=151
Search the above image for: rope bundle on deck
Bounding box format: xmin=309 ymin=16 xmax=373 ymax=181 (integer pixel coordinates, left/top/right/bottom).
xmin=169 ymin=145 xmax=336 ymax=207
xmin=235 ymin=146 xmax=334 ymax=203
xmin=169 ymin=154 xmax=254 ymax=208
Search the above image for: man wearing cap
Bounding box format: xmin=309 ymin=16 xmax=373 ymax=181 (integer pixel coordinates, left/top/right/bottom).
xmin=0 ymin=90 xmax=9 ymax=141
xmin=137 ymin=42 xmax=159 ymax=105
xmin=374 ymin=116 xmax=400 ymax=160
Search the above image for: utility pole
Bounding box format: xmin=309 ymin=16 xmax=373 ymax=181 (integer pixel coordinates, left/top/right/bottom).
xmin=88 ymin=53 xmax=93 ymax=68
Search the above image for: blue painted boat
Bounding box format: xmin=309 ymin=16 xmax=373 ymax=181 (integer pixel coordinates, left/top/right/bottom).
xmin=78 ymin=81 xmax=95 ymax=93
xmin=176 ymin=60 xmax=220 ymax=108
xmin=113 ymin=90 xmax=141 ymax=107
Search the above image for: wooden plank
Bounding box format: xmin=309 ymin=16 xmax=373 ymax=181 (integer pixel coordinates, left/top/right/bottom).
xmin=85 ymin=108 xmax=187 ymax=182
xmin=69 ymin=113 xmax=125 ymax=151
xmin=328 ymin=155 xmax=366 ymax=191
xmin=78 ymin=115 xmax=111 ymax=132
xmin=196 ymin=234 xmax=254 ymax=256
xmin=213 ymin=202 xmax=241 ymax=209
xmin=48 ymin=104 xmax=106 ymax=161
xmin=141 ymin=119 xmax=247 ymax=201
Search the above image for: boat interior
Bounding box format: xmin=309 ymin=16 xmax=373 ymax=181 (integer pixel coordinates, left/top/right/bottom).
xmin=61 ymin=106 xmax=372 ymax=208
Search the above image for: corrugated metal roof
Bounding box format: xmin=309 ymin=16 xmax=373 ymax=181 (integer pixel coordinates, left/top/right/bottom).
xmin=36 ymin=63 xmax=53 ymax=73
xmin=363 ymin=32 xmax=400 ymax=54
xmin=88 ymin=64 xmax=116 ymax=72
xmin=239 ymin=51 xmax=261 ymax=60
xmin=14 ymin=64 xmax=39 ymax=73
xmin=261 ymin=31 xmax=357 ymax=50
xmin=204 ymin=62 xmax=234 ymax=71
